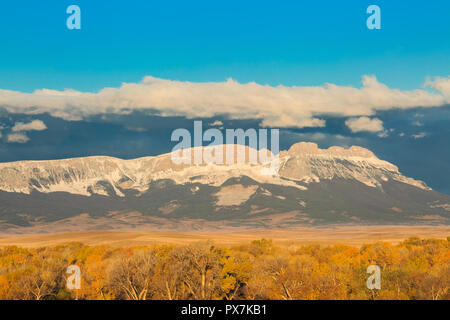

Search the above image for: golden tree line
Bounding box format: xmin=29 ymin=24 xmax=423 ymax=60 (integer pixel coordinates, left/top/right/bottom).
xmin=0 ymin=237 xmax=448 ymax=300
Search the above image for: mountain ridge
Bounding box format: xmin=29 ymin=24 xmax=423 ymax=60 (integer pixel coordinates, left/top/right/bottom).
xmin=0 ymin=142 xmax=448 ymax=233
xmin=0 ymin=142 xmax=430 ymax=196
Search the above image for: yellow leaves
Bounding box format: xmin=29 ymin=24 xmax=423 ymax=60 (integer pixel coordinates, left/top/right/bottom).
xmin=0 ymin=274 xmax=13 ymax=299
xmin=220 ymin=252 xmax=253 ymax=299
xmin=221 ymin=275 xmax=237 ymax=296
xmin=77 ymin=253 xmax=111 ymax=300
xmin=0 ymin=237 xmax=448 ymax=300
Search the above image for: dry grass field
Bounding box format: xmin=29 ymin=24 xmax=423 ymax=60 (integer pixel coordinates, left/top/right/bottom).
xmin=0 ymin=225 xmax=448 ymax=248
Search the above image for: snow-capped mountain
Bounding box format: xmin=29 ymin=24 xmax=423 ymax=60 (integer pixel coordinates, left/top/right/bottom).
xmin=0 ymin=142 xmax=429 ymax=196
xmin=0 ymin=142 xmax=448 ymax=233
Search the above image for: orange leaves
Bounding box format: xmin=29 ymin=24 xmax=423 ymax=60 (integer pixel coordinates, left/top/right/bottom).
xmin=0 ymin=237 xmax=448 ymax=300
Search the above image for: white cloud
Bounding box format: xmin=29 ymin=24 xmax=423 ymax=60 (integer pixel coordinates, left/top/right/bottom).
xmin=425 ymin=76 xmax=450 ymax=100
xmin=286 ymin=131 xmax=364 ymax=148
xmin=49 ymin=111 xmax=83 ymax=121
xmin=0 ymin=75 xmax=449 ymax=128
xmin=7 ymin=133 xmax=29 ymax=143
xmin=345 ymin=117 xmax=384 ymax=133
xmin=377 ymin=131 xmax=389 ymax=138
xmin=12 ymin=120 xmax=47 ymax=132
xmin=209 ymin=120 xmax=223 ymax=127
xmin=412 ymin=132 xmax=427 ymax=139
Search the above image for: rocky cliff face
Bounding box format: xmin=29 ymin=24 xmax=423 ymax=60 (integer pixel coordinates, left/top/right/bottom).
xmin=279 ymin=142 xmax=429 ymax=190
xmin=0 ymin=142 xmax=430 ymax=197
xmin=0 ymin=142 xmax=448 ymax=233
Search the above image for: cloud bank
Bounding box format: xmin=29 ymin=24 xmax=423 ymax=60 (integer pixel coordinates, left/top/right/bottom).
xmin=0 ymin=75 xmax=449 ymax=128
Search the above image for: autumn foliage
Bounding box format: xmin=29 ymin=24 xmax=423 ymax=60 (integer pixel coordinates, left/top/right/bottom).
xmin=0 ymin=237 xmax=448 ymax=300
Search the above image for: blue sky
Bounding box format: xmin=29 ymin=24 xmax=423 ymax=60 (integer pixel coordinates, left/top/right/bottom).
xmin=0 ymin=0 xmax=449 ymax=91
xmin=0 ymin=1 xmax=449 ymax=194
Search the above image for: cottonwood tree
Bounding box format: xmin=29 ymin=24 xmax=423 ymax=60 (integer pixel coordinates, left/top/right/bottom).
xmin=422 ymin=264 xmax=449 ymax=300
xmin=77 ymin=247 xmax=115 ymax=300
xmin=248 ymin=256 xmax=304 ymax=300
xmin=107 ymin=250 xmax=158 ymax=300
xmin=153 ymin=251 xmax=185 ymax=300
xmin=17 ymin=251 xmax=66 ymax=300
xmin=220 ymin=250 xmax=253 ymax=300
xmin=171 ymin=243 xmax=222 ymax=300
